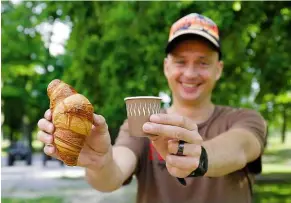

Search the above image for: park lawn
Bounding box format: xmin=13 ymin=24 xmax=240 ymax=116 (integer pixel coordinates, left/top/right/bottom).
xmin=253 ymin=183 xmax=291 ymax=203
xmin=253 ymin=135 xmax=291 ymax=203
xmin=1 ymin=197 xmax=63 ymax=203
xmin=1 ymin=135 xmax=290 ymax=203
xmin=262 ymin=135 xmax=291 ymax=175
xmin=2 ymin=185 xmax=290 ymax=203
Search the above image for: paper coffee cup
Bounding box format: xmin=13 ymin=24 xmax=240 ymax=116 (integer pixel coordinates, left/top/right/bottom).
xmin=124 ymin=96 xmax=162 ymax=137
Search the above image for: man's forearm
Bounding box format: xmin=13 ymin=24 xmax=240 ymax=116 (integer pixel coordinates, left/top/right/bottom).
xmin=202 ymin=128 xmax=261 ymax=177
xmin=85 ymin=146 xmax=137 ymax=192
xmin=85 ymin=156 xmax=124 ymax=192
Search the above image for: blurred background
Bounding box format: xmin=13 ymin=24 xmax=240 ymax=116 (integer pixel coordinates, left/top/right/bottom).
xmin=1 ymin=1 xmax=291 ymax=203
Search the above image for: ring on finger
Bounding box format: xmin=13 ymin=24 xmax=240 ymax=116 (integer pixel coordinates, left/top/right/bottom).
xmin=176 ymin=140 xmax=185 ymax=156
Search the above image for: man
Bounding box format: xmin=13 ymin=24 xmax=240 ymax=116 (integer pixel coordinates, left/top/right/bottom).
xmin=37 ymin=13 xmax=266 ymax=203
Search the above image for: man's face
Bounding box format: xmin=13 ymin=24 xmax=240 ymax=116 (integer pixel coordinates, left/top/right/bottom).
xmin=164 ymin=39 xmax=223 ymax=105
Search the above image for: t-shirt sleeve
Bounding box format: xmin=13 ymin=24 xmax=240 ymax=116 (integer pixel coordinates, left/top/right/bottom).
xmin=114 ymin=119 xmax=146 ymax=183
xmin=229 ymin=108 xmax=267 ymax=154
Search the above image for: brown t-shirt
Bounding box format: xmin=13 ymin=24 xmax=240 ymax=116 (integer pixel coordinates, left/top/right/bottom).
xmin=115 ymin=105 xmax=267 ymax=203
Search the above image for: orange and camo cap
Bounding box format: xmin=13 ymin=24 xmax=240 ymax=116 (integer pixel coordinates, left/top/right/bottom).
xmin=166 ymin=13 xmax=222 ymax=59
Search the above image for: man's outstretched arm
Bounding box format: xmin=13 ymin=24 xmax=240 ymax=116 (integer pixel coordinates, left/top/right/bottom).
xmin=203 ymin=128 xmax=262 ymax=177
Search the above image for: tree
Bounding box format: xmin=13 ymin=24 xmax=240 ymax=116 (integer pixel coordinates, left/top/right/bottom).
xmin=1 ymin=1 xmax=68 ymax=148
xmin=2 ymin=1 xmax=290 ymax=145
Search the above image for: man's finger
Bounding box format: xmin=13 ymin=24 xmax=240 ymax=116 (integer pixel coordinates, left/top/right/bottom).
xmin=93 ymin=114 xmax=106 ymax=126
xmin=166 ymin=162 xmax=192 ymax=178
xmin=143 ymin=122 xmax=201 ymax=143
xmin=166 ymin=154 xmax=199 ymax=170
xmin=44 ymin=109 xmax=52 ymax=121
xmin=37 ymin=131 xmax=54 ymax=145
xmin=150 ymin=114 xmax=197 ymax=131
xmin=168 ymin=140 xmax=202 ymax=156
xmin=43 ymin=144 xmax=60 ymax=160
xmin=92 ymin=114 xmax=109 ymax=133
xmin=86 ymin=115 xmax=111 ymax=154
xmin=38 ymin=118 xmax=55 ymax=134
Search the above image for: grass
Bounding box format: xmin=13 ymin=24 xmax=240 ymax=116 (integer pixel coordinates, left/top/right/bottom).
xmin=253 ymin=134 xmax=291 ymax=203
xmin=1 ymin=197 xmax=63 ymax=203
xmin=261 ymin=135 xmax=291 ymax=174
xmin=253 ymin=183 xmax=291 ymax=203
xmin=1 ymin=134 xmax=291 ymax=203
xmin=2 ymin=185 xmax=290 ymax=203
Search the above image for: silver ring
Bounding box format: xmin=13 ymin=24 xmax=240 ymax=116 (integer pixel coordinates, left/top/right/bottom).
xmin=176 ymin=140 xmax=185 ymax=156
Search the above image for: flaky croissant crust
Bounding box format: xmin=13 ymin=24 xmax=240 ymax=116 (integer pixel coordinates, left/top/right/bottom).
xmin=47 ymin=79 xmax=93 ymax=166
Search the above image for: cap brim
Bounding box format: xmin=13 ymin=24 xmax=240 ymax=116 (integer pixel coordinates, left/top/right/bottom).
xmin=165 ymin=30 xmax=220 ymax=54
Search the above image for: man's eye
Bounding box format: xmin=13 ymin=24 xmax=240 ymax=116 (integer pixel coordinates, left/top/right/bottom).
xmin=200 ymin=62 xmax=209 ymax=66
xmin=176 ymin=60 xmax=185 ymax=65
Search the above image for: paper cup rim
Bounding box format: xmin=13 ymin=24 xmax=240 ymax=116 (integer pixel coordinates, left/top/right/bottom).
xmin=124 ymin=96 xmax=162 ymax=101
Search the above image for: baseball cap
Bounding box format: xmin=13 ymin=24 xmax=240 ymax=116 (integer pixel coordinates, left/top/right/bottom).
xmin=165 ymin=13 xmax=222 ymax=59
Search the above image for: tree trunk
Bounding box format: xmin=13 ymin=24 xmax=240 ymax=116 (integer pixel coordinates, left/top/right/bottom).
xmin=265 ymin=123 xmax=269 ymax=147
xmin=23 ymin=122 xmax=33 ymax=152
xmin=28 ymin=124 xmax=33 ymax=152
xmin=281 ymin=105 xmax=287 ymax=143
xmin=9 ymin=128 xmax=14 ymax=143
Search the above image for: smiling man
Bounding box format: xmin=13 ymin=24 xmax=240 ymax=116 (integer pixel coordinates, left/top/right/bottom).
xmin=37 ymin=13 xmax=267 ymax=203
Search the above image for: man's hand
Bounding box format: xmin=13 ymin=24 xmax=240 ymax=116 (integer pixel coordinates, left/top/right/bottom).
xmin=143 ymin=114 xmax=203 ymax=178
xmin=37 ymin=109 xmax=112 ymax=171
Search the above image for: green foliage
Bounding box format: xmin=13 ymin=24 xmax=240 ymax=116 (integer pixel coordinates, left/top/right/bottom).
xmin=2 ymin=1 xmax=290 ymax=141
xmin=1 ymin=1 xmax=68 ymax=141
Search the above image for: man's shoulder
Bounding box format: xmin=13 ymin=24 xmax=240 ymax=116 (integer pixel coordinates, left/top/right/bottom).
xmin=216 ymin=106 xmax=266 ymax=127
xmin=160 ymin=105 xmax=260 ymax=119
xmin=215 ymin=105 xmax=262 ymax=117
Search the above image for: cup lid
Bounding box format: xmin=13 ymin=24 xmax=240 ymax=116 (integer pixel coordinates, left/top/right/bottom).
xmin=124 ymin=96 xmax=162 ymax=101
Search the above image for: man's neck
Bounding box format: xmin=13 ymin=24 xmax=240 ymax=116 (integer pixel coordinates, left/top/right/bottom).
xmin=167 ymin=99 xmax=215 ymax=124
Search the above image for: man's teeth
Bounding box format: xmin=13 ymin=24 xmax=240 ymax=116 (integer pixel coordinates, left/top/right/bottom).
xmin=182 ymin=83 xmax=198 ymax=88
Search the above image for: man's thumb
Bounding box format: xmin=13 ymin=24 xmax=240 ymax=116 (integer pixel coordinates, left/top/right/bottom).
xmin=92 ymin=114 xmax=108 ymax=133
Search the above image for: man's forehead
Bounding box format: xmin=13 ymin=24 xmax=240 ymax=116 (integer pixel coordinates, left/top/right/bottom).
xmin=170 ymin=52 xmax=209 ymax=59
xmin=174 ymin=38 xmax=213 ymax=47
xmin=168 ymin=39 xmax=219 ymax=59
xmin=172 ymin=41 xmax=214 ymax=53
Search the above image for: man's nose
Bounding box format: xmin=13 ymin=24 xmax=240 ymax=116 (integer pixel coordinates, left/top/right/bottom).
xmin=184 ymin=66 xmax=199 ymax=78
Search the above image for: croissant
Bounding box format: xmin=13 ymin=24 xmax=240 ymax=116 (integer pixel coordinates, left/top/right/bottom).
xmin=47 ymin=79 xmax=93 ymax=166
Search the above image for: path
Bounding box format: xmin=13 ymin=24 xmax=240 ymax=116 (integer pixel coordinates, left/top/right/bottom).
xmin=1 ymin=154 xmax=137 ymax=203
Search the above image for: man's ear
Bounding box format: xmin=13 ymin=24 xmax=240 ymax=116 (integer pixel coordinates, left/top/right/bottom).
xmin=164 ymin=57 xmax=169 ymax=78
xmin=215 ymin=60 xmax=224 ymax=81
